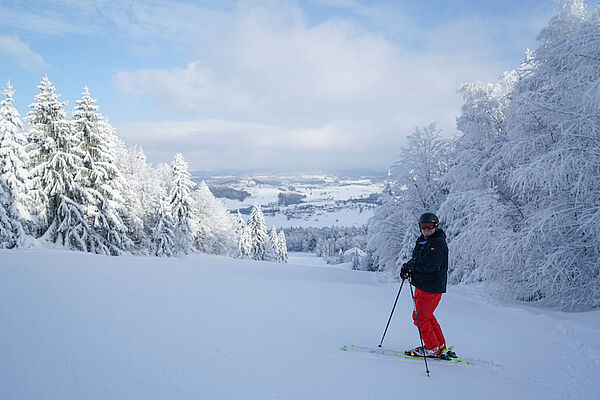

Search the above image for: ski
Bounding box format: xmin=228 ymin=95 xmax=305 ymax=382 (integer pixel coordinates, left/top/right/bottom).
xmin=341 ymin=344 xmax=471 ymax=365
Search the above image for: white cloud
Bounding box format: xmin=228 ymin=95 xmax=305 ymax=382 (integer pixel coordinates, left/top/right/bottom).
xmin=0 ymin=35 xmax=48 ymax=71
xmin=114 ymin=118 xmax=395 ymax=171
xmin=112 ymin=3 xmax=517 ymax=170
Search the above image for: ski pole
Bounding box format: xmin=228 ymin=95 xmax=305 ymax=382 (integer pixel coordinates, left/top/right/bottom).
xmin=378 ymin=278 xmax=406 ymax=348
xmin=409 ymin=283 xmax=430 ymax=377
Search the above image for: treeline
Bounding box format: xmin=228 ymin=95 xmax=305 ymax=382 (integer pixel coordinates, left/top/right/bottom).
xmin=0 ymin=77 xmax=287 ymax=262
xmin=365 ymin=0 xmax=600 ymax=311
xmin=283 ymin=226 xmax=366 ymax=264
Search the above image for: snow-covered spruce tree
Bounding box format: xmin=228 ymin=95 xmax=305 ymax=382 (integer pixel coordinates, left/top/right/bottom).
xmin=238 ymin=223 xmax=253 ymax=259
xmin=0 ymin=81 xmax=31 ymax=245
xmin=0 ymin=179 xmax=18 ymax=248
xmin=151 ymin=197 xmax=176 ymax=257
xmin=489 ymin=0 xmax=600 ymax=310
xmin=192 ymin=181 xmax=237 ymax=255
xmin=72 ymin=87 xmax=132 ymax=255
xmin=234 ymin=210 xmax=246 ymax=244
xmin=169 ymin=153 xmax=196 ymax=255
xmin=25 ymin=76 xmax=89 ymax=249
xmin=268 ymin=226 xmax=280 ymax=262
xmin=245 ymin=203 xmax=270 ymax=261
xmin=438 ymin=68 xmax=523 ymax=284
xmin=277 ymin=230 xmax=288 ymax=262
xmin=366 ymin=123 xmax=453 ymax=276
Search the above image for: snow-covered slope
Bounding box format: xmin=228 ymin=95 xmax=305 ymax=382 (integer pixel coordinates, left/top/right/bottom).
xmin=1 ymin=249 xmax=598 ymax=399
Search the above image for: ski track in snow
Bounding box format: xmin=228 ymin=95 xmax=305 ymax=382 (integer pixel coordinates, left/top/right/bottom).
xmin=0 ymin=249 xmax=599 ymax=400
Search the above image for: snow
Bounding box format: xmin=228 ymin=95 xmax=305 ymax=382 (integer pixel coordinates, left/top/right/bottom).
xmin=265 ymin=206 xmax=373 ymax=228
xmin=1 ymin=249 xmax=599 ymax=399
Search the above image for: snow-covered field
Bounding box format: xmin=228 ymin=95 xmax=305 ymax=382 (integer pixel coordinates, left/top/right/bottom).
xmin=1 ymin=249 xmax=599 ymax=400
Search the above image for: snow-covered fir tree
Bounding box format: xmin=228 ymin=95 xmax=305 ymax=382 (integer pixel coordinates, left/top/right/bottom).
xmin=244 ymin=204 xmax=271 ymax=261
xmin=72 ymin=87 xmax=132 ymax=255
xmin=0 ymin=179 xmax=18 ymax=248
xmin=25 ymin=76 xmax=89 ymax=249
xmin=268 ymin=226 xmax=279 ymax=261
xmin=169 ymin=153 xmax=196 ymax=255
xmin=152 ymin=198 xmax=176 ymax=257
xmin=0 ymin=81 xmax=31 ymax=245
xmin=238 ymin=223 xmax=253 ymax=259
xmin=276 ymin=230 xmax=288 ymax=263
xmin=234 ymin=210 xmax=246 ymax=244
xmin=366 ymin=123 xmax=453 ymax=275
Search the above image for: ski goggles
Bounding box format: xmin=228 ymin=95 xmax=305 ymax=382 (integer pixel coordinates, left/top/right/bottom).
xmin=419 ymin=223 xmax=436 ymax=230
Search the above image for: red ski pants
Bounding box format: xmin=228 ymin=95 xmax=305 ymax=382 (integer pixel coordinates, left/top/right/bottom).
xmin=412 ymin=287 xmax=446 ymax=351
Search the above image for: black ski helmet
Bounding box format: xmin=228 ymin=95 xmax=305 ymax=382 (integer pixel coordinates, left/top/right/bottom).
xmin=419 ymin=212 xmax=439 ymax=225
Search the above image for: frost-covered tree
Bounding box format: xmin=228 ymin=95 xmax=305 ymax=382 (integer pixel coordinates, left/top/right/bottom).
xmin=491 ymin=0 xmax=600 ymax=310
xmin=72 ymin=87 xmax=132 ymax=255
xmin=234 ymin=210 xmax=246 ymax=239
xmin=366 ymin=123 xmax=453 ymax=275
xmin=438 ymin=0 xmax=600 ymax=310
xmin=192 ymin=181 xmax=237 ymax=255
xmin=115 ymin=146 xmax=162 ymax=253
xmin=169 ymin=153 xmax=196 ymax=255
xmin=25 ymin=76 xmax=89 ymax=249
xmin=0 ymin=81 xmax=31 ymax=245
xmin=245 ymin=203 xmax=270 ymax=261
xmin=239 ymin=224 xmax=253 ymax=259
xmin=0 ymin=179 xmax=18 ymax=248
xmin=152 ymin=198 xmax=176 ymax=257
xmin=438 ymin=69 xmax=522 ymax=283
xmin=268 ymin=226 xmax=279 ymax=261
xmin=365 ymin=186 xmax=407 ymax=272
xmin=276 ymin=230 xmax=288 ymax=262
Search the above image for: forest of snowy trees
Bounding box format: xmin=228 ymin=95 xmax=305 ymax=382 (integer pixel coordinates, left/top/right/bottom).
xmin=366 ymin=0 xmax=600 ymax=311
xmin=0 ymin=77 xmax=287 ymax=263
xmin=284 ymin=226 xmax=366 ymax=264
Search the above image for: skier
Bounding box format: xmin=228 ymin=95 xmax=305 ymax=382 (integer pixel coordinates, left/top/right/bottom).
xmin=400 ymin=212 xmax=455 ymax=359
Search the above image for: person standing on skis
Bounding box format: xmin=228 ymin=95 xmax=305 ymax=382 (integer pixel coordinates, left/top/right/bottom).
xmin=400 ymin=212 xmax=454 ymax=359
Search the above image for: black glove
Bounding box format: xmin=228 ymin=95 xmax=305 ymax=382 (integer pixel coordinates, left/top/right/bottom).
xmin=400 ymin=263 xmax=412 ymax=280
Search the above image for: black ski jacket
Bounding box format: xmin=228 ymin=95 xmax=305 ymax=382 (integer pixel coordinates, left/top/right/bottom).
xmin=406 ymin=228 xmax=448 ymax=293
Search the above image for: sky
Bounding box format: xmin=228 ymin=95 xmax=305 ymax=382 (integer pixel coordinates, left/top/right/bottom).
xmin=0 ymin=0 xmax=592 ymax=173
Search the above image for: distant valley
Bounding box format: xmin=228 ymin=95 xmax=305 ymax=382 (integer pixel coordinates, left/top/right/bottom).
xmin=191 ymin=170 xmax=387 ymax=228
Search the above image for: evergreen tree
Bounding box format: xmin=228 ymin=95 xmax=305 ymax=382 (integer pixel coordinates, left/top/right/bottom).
xmin=72 ymin=87 xmax=132 ymax=255
xmin=234 ymin=210 xmax=246 ymax=241
xmin=0 ymin=81 xmax=30 ymax=245
xmin=238 ymin=224 xmax=253 ymax=259
xmin=25 ymin=76 xmax=89 ymax=249
xmin=268 ymin=226 xmax=279 ymax=261
xmin=0 ymin=179 xmax=18 ymax=248
xmin=152 ymin=198 xmax=176 ymax=257
xmin=246 ymin=203 xmax=269 ymax=260
xmin=169 ymin=153 xmax=196 ymax=255
xmin=277 ymin=230 xmax=288 ymax=262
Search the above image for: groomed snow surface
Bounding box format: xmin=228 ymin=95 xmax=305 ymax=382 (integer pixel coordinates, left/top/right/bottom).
xmin=1 ymin=249 xmax=598 ymax=400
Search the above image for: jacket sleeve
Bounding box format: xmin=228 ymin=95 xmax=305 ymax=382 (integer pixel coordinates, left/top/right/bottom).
xmin=410 ymin=238 xmax=446 ymax=274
